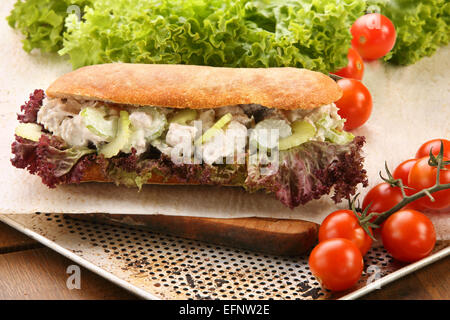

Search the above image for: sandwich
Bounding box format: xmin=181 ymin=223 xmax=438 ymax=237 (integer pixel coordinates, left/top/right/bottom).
xmin=11 ymin=63 xmax=367 ymax=209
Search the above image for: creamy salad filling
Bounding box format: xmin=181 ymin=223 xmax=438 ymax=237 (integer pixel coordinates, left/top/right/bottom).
xmin=31 ymin=97 xmax=353 ymax=163
xmin=12 ymin=90 xmax=367 ymax=209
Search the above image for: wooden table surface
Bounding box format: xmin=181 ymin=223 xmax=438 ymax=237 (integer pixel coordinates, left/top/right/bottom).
xmin=0 ymin=221 xmax=448 ymax=300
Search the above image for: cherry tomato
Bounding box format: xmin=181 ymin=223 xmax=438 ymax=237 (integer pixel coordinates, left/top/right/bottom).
xmin=416 ymin=139 xmax=450 ymax=159
xmin=332 ymin=47 xmax=364 ymax=80
xmin=351 ymin=13 xmax=396 ymax=61
xmin=381 ymin=209 xmax=436 ymax=262
xmin=309 ymin=238 xmax=364 ymax=291
xmin=408 ymin=157 xmax=450 ymax=210
xmin=335 ymin=78 xmax=372 ymax=130
xmin=393 ymin=159 xmax=417 ymax=186
xmin=393 ymin=159 xmax=423 ymax=210
xmin=319 ymin=210 xmax=373 ymax=255
xmin=362 ymin=183 xmax=404 ymax=218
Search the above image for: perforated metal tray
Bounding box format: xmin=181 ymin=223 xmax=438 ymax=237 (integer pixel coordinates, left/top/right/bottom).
xmin=0 ymin=213 xmax=448 ymax=300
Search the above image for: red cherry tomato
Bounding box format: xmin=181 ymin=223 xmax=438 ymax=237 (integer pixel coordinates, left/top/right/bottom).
xmin=351 ymin=13 xmax=396 ymax=61
xmin=362 ymin=183 xmax=404 ymax=218
xmin=332 ymin=47 xmax=365 ymax=80
xmin=393 ymin=159 xmax=423 ymax=210
xmin=319 ymin=210 xmax=373 ymax=255
xmin=393 ymin=159 xmax=418 ymax=186
xmin=335 ymin=78 xmax=372 ymax=130
xmin=416 ymin=139 xmax=450 ymax=159
xmin=381 ymin=210 xmax=436 ymax=262
xmin=408 ymin=157 xmax=450 ymax=210
xmin=309 ymin=238 xmax=364 ymax=291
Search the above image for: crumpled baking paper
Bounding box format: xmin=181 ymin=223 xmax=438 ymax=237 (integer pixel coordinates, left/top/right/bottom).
xmin=0 ymin=0 xmax=448 ymax=239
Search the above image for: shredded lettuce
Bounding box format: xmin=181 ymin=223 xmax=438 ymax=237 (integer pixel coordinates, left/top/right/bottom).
xmin=368 ymin=0 xmax=450 ymax=65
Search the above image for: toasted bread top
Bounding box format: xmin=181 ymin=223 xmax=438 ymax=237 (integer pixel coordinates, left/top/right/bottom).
xmin=46 ymin=63 xmax=342 ymax=110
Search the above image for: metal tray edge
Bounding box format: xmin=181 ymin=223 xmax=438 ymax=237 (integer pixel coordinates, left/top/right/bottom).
xmin=0 ymin=214 xmax=160 ymax=300
xmin=1 ymin=214 xmax=448 ymax=300
xmin=339 ymin=245 xmax=449 ymax=300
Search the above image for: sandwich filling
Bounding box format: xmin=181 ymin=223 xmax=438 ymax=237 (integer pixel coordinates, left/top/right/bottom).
xmin=11 ymin=89 xmax=367 ymax=209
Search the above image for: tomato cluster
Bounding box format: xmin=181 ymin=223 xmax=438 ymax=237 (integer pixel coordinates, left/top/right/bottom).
xmin=332 ymin=13 xmax=397 ymax=131
xmin=309 ymin=139 xmax=448 ymax=292
xmin=363 ymin=139 xmax=450 ymax=213
xmin=308 ymin=12 xmax=448 ymax=293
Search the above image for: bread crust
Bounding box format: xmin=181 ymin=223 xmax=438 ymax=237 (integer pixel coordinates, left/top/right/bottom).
xmin=46 ymin=63 xmax=342 ymax=111
xmin=80 ymin=162 xmax=233 ymax=186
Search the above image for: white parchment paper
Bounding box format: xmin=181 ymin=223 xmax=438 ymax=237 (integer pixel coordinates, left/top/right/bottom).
xmin=0 ymin=0 xmax=448 ymax=238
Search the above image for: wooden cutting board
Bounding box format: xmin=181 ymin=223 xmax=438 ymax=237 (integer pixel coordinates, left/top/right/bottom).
xmin=67 ymin=214 xmax=319 ymax=256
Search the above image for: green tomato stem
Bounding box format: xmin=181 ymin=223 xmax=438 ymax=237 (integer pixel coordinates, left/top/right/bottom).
xmin=373 ymin=182 xmax=450 ymax=225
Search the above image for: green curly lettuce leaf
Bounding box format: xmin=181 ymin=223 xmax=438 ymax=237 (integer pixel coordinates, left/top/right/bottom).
xmin=7 ymin=0 xmax=449 ymax=68
xmin=59 ymin=0 xmax=365 ymax=72
xmin=368 ymin=0 xmax=450 ymax=65
xmin=7 ymin=0 xmax=92 ymax=53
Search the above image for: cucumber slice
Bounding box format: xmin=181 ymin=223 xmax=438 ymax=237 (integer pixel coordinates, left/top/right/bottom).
xmin=195 ymin=113 xmax=232 ymax=145
xmin=169 ymin=109 xmax=197 ymax=125
xmin=252 ymin=119 xmax=292 ymax=149
xmin=279 ymin=120 xmax=316 ymax=151
xmin=15 ymin=123 xmax=42 ymax=142
xmin=99 ymin=111 xmax=131 ymax=158
xmin=81 ymin=107 xmax=118 ymax=139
